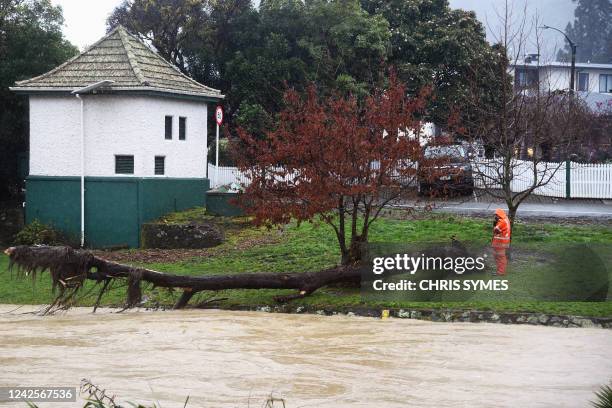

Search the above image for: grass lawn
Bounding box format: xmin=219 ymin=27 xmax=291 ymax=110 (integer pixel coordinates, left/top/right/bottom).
xmin=1 ymin=210 xmax=611 ymax=317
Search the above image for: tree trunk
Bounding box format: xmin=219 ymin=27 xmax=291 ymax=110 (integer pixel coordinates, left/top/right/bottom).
xmin=5 ymin=246 xmax=361 ymax=311
xmin=342 ymin=234 xmax=367 ymax=266
xmin=507 ymin=205 xmax=517 ymax=231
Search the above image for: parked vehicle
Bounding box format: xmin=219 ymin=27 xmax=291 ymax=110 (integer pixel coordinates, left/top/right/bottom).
xmin=418 ymin=145 xmax=474 ymax=196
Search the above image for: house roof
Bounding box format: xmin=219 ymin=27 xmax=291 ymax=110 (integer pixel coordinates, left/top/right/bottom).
xmin=10 ymin=25 xmax=223 ymax=101
xmin=512 ymin=61 xmax=612 ymax=70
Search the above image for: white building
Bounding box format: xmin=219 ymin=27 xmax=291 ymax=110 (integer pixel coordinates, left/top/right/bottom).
xmin=10 ymin=26 xmax=223 ymax=248
xmin=513 ymin=56 xmax=612 ymax=110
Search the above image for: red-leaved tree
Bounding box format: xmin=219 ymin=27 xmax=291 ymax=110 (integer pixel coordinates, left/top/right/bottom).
xmin=234 ymin=74 xmax=432 ymax=265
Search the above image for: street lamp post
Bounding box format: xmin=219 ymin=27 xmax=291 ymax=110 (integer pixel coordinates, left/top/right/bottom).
xmin=541 ymin=25 xmax=577 ymax=94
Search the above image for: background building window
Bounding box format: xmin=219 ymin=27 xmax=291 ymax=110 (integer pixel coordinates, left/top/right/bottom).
xmin=179 ymin=117 xmax=186 ymax=140
xmin=577 ymin=72 xmax=589 ymax=92
xmin=599 ymin=74 xmax=612 ymax=93
xmin=515 ymin=68 xmax=538 ymax=88
xmin=154 ymin=156 xmax=165 ymax=175
xmin=517 ymin=70 xmax=527 ymax=87
xmin=115 ymin=155 xmax=134 ymax=174
xmin=165 ymin=116 xmax=173 ymax=139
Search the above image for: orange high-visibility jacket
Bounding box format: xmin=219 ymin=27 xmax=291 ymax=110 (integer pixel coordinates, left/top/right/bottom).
xmin=492 ymin=208 xmax=511 ymax=248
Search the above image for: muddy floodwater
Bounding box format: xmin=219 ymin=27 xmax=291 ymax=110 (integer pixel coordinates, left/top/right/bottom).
xmin=0 ymin=305 xmax=610 ymax=408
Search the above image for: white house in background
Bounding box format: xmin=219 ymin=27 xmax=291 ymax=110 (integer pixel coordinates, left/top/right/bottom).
xmin=10 ymin=25 xmax=224 ymax=248
xmin=512 ymin=55 xmax=612 ymax=110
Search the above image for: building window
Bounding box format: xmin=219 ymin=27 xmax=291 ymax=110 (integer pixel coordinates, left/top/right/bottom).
xmin=600 ymin=74 xmax=612 ymax=93
xmin=515 ymin=68 xmax=538 ymax=89
xmin=517 ymin=70 xmax=527 ymax=87
xmin=577 ymin=72 xmax=589 ymax=92
xmin=115 ymin=155 xmax=134 ymax=174
xmin=165 ymin=116 xmax=173 ymax=139
xmin=154 ymin=156 xmax=165 ymax=175
xmin=179 ymin=117 xmax=186 ymax=140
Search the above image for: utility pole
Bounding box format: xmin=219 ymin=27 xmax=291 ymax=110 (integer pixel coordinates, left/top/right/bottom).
xmin=541 ymin=25 xmax=577 ymax=94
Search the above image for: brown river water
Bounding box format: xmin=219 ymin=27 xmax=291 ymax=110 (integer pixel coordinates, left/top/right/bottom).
xmin=0 ymin=305 xmax=610 ymax=408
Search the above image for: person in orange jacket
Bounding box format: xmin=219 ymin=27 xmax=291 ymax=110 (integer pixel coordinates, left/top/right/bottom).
xmin=492 ymin=208 xmax=511 ymax=276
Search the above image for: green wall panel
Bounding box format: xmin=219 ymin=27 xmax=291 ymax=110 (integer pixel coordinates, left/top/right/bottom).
xmin=139 ymin=178 xmax=209 ymax=222
xmin=25 ymin=176 xmax=208 ymax=249
xmin=26 ymin=177 xmax=81 ymax=243
xmin=85 ymin=179 xmax=139 ymax=248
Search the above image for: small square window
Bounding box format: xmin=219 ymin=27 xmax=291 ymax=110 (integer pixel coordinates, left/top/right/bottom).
xmin=165 ymin=116 xmax=173 ymax=139
xmin=179 ymin=117 xmax=186 ymax=140
xmin=115 ymin=155 xmax=134 ymax=174
xmin=154 ymin=156 xmax=165 ymax=175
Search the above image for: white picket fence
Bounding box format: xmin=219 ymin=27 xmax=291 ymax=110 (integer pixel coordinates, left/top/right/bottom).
xmin=472 ymin=160 xmax=612 ymax=199
xmin=208 ymin=161 xmax=612 ymax=199
xmin=472 ymin=159 xmax=567 ymax=197
xmin=207 ymin=164 xmax=251 ymax=188
xmin=570 ymin=162 xmax=612 ymax=198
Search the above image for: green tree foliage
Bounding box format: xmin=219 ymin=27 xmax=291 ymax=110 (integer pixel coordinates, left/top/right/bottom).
xmin=461 ymin=43 xmax=512 ymax=142
xmin=0 ymin=0 xmax=77 ymax=199
xmin=360 ymin=0 xmax=492 ymax=124
xmin=557 ymin=0 xmax=612 ymax=63
xmin=227 ymin=0 xmax=390 ymax=137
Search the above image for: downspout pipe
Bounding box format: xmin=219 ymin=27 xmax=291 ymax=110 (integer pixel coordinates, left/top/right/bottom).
xmin=76 ymin=94 xmax=85 ymax=247
xmin=71 ymin=80 xmax=114 ymax=248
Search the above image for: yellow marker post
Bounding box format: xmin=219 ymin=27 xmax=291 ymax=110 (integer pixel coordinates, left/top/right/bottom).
xmin=381 ymin=309 xmax=390 ymax=320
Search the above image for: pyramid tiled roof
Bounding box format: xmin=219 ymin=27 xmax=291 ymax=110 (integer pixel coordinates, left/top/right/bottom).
xmin=11 ymin=26 xmax=223 ymax=100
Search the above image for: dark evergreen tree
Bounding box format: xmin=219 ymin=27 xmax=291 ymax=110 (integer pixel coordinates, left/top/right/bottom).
xmin=359 ymin=0 xmax=494 ymax=125
xmin=557 ymin=0 xmax=612 ymax=63
xmin=0 ymin=0 xmax=78 ymax=200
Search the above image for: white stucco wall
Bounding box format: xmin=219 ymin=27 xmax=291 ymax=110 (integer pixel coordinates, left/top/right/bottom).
xmin=540 ymin=67 xmax=612 ymax=93
xmin=29 ymin=94 xmax=209 ymax=178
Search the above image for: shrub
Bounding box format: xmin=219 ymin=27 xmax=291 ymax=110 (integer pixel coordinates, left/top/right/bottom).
xmin=14 ymin=220 xmax=63 ymax=246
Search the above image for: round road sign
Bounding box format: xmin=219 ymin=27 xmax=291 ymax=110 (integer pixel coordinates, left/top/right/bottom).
xmin=215 ymin=106 xmax=223 ymax=126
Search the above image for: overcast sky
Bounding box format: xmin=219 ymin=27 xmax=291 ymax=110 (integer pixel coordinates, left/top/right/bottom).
xmin=51 ymin=0 xmax=576 ymax=60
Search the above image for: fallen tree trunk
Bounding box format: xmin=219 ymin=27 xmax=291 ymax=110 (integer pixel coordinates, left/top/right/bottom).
xmin=4 ymin=246 xmax=360 ymax=312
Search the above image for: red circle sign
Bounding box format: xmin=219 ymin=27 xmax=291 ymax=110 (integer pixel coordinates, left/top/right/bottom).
xmin=215 ymin=106 xmax=223 ymax=126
